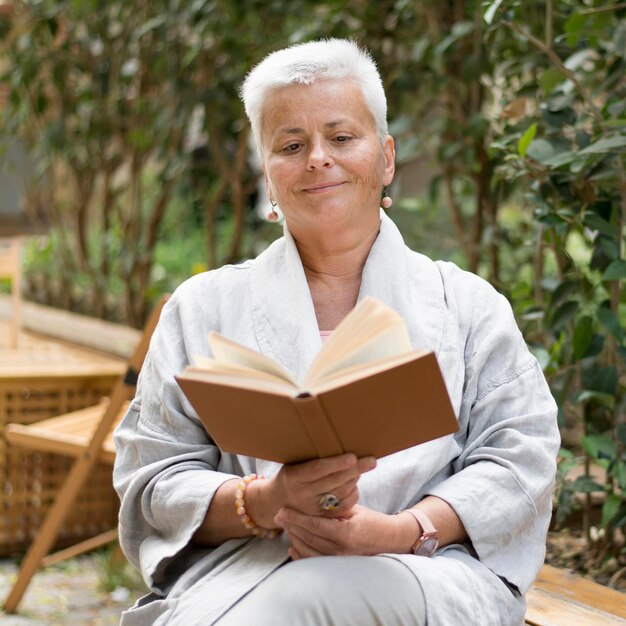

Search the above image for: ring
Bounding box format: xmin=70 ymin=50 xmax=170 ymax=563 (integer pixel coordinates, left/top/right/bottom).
xmin=318 ymin=493 xmax=341 ymax=512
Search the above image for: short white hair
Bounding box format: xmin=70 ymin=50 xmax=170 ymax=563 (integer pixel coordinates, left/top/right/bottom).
xmin=240 ymin=39 xmax=388 ymax=154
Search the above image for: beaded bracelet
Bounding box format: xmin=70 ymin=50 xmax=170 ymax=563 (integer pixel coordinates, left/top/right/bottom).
xmin=235 ymin=473 xmax=282 ymax=539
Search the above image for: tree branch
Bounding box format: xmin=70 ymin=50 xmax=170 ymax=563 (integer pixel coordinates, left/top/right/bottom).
xmin=580 ymin=3 xmax=626 ymax=15
xmin=503 ymin=20 xmax=603 ymax=126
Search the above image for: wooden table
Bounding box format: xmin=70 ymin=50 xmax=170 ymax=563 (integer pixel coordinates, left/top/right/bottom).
xmin=0 ymin=322 xmax=127 ymax=556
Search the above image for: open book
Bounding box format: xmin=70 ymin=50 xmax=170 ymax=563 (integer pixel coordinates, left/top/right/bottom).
xmin=176 ymin=297 xmax=458 ymax=464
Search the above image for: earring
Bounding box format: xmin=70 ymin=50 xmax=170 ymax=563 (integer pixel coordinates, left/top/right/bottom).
xmin=381 ymin=186 xmax=393 ymax=209
xmin=267 ymin=200 xmax=279 ymax=222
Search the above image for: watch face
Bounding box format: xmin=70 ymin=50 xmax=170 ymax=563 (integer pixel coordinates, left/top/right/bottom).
xmin=415 ymin=536 xmax=438 ymax=557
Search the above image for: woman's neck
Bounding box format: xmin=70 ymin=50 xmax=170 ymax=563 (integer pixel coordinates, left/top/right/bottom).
xmin=296 ymin=219 xmax=380 ymax=279
xmin=294 ymin=220 xmax=380 ymax=330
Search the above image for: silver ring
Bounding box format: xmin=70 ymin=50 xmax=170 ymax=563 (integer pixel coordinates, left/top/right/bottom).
xmin=318 ymin=493 xmax=341 ymax=512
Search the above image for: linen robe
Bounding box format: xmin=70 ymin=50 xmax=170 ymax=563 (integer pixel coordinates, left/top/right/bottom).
xmin=113 ymin=212 xmax=560 ymax=625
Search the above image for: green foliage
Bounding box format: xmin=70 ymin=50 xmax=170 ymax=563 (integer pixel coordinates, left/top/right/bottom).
xmin=94 ymin=544 xmax=146 ymax=594
xmin=487 ymin=0 xmax=626 ymax=551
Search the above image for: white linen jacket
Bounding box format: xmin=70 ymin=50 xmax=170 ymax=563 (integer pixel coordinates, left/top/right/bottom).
xmin=113 ymin=212 xmax=559 ymax=625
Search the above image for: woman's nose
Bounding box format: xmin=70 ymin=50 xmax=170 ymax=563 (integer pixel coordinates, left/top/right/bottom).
xmin=306 ymin=140 xmax=332 ymax=170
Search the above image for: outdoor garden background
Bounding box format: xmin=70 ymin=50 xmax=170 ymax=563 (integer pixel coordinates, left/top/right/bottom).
xmin=1 ymin=0 xmax=625 ymax=603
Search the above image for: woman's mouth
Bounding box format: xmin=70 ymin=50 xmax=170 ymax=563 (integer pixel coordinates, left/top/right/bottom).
xmin=303 ymin=182 xmax=345 ymax=194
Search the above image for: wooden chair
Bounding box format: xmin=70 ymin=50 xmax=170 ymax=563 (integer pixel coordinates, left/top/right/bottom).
xmin=525 ymin=563 xmax=626 ymax=625
xmin=0 ymin=237 xmax=22 ymax=348
xmin=2 ymin=294 xmax=169 ymax=614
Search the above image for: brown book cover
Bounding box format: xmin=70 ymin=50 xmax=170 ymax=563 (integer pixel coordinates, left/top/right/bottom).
xmin=176 ymin=349 xmax=458 ymax=464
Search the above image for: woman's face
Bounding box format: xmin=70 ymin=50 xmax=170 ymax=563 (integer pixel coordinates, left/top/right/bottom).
xmin=260 ymin=80 xmax=395 ymax=240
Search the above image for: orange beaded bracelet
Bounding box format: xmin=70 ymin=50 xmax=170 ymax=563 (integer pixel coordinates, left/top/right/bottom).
xmin=235 ymin=474 xmax=282 ymax=539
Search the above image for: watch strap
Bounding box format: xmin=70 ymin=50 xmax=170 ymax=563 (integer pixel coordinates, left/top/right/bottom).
xmin=401 ymin=508 xmax=438 ymax=556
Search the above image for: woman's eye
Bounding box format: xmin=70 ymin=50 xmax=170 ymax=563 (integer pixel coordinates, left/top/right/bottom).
xmin=283 ymin=143 xmax=301 ymax=153
xmin=335 ymin=135 xmax=352 ymax=142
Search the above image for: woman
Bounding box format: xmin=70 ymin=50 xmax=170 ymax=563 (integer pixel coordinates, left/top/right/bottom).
xmin=113 ymin=39 xmax=560 ymax=625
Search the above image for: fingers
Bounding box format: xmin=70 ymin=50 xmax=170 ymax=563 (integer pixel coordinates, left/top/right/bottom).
xmin=312 ymin=456 xmax=376 ymax=495
xmin=276 ymin=508 xmax=343 ymax=556
xmin=288 ymin=453 xmax=358 ymax=483
xmin=276 ymin=454 xmax=377 ymax=518
xmin=278 ymin=505 xmax=389 ymax=559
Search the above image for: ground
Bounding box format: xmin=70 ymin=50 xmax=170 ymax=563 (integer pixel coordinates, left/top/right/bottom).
xmin=0 ymin=553 xmax=145 ymax=626
xmin=545 ymin=526 xmax=626 ymax=593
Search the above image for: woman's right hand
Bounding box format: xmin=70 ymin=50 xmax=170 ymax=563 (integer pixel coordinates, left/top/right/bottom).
xmin=246 ymin=453 xmax=377 ymax=529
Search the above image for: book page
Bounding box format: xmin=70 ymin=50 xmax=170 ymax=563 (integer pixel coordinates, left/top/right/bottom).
xmin=179 ymin=367 xmax=296 ymax=395
xmin=305 ymin=297 xmax=412 ymax=386
xmin=310 ymin=348 xmax=430 ymax=392
xmin=202 ymin=332 xmax=297 ymax=385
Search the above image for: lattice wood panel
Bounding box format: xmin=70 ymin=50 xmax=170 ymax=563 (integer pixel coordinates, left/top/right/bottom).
xmin=0 ymin=376 xmax=119 ymax=556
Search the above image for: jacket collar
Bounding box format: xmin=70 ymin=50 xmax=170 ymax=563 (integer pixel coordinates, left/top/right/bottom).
xmin=249 ymin=210 xmax=447 ymax=385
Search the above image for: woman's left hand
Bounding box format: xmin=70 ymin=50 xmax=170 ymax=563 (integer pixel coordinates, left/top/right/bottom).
xmin=275 ymin=504 xmax=409 ymax=559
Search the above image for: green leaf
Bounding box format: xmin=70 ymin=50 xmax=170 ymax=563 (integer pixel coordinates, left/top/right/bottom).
xmin=526 ymin=138 xmax=557 ymax=163
xmin=528 ymin=345 xmax=550 ymax=371
xmin=584 ymin=213 xmax=617 ymax=237
xmin=613 ymin=22 xmax=626 ymax=59
xmin=565 ymin=12 xmax=586 ymax=48
xmin=549 ymin=300 xmax=578 ymax=331
xmin=539 ymin=68 xmax=566 ymax=95
xmin=573 ymin=390 xmax=615 ymax=409
xmin=580 ymin=135 xmax=626 ymax=154
xmin=484 ymin=0 xmax=505 ymax=26
xmin=602 ymin=259 xmax=626 ymax=281
xmin=570 ymin=475 xmax=604 ymax=493
xmin=597 ymin=307 xmax=624 ymax=342
xmin=573 ymin=316 xmax=593 ymax=360
xmin=583 ymin=365 xmax=617 ymax=396
xmin=550 ymin=280 xmax=577 ymax=306
xmin=582 ymin=434 xmax=616 ymax=460
xmin=601 ymin=494 xmax=622 ymax=528
xmin=598 ymin=237 xmax=620 ymax=261
xmin=617 ymin=461 xmax=626 ymax=491
xmin=542 ymin=151 xmax=578 ymax=168
xmin=517 ymin=123 xmax=537 ymax=157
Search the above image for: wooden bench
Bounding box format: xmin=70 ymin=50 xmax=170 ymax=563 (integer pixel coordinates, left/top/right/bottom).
xmin=525 ymin=564 xmax=626 ymax=625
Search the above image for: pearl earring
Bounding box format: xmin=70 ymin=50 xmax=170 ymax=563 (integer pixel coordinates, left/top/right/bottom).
xmin=267 ymin=200 xmax=279 ymax=222
xmin=381 ymin=186 xmax=393 ymax=209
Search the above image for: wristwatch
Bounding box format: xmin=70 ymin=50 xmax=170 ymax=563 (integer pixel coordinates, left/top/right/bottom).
xmin=402 ymin=508 xmax=439 ymax=557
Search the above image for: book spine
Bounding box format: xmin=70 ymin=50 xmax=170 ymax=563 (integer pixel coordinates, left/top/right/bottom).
xmin=292 ymin=393 xmax=344 ymax=458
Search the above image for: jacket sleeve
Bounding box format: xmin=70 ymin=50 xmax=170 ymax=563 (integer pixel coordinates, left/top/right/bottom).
xmin=427 ymin=265 xmax=560 ymax=594
xmin=113 ymin=283 xmax=240 ymax=593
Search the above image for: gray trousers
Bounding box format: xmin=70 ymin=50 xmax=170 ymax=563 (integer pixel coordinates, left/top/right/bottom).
xmin=215 ymin=555 xmax=426 ymax=626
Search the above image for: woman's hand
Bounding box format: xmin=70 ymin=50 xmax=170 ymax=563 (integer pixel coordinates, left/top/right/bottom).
xmin=274 ymin=504 xmax=413 ymax=559
xmin=246 ymin=453 xmax=376 ymax=529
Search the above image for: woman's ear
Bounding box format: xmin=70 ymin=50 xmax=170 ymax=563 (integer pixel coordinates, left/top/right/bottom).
xmin=383 ymin=135 xmax=396 ymax=186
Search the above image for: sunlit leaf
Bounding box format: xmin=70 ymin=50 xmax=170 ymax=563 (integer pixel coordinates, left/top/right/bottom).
xmin=484 ymin=0 xmax=505 ymax=26
xmin=517 ymin=123 xmax=536 ymax=157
